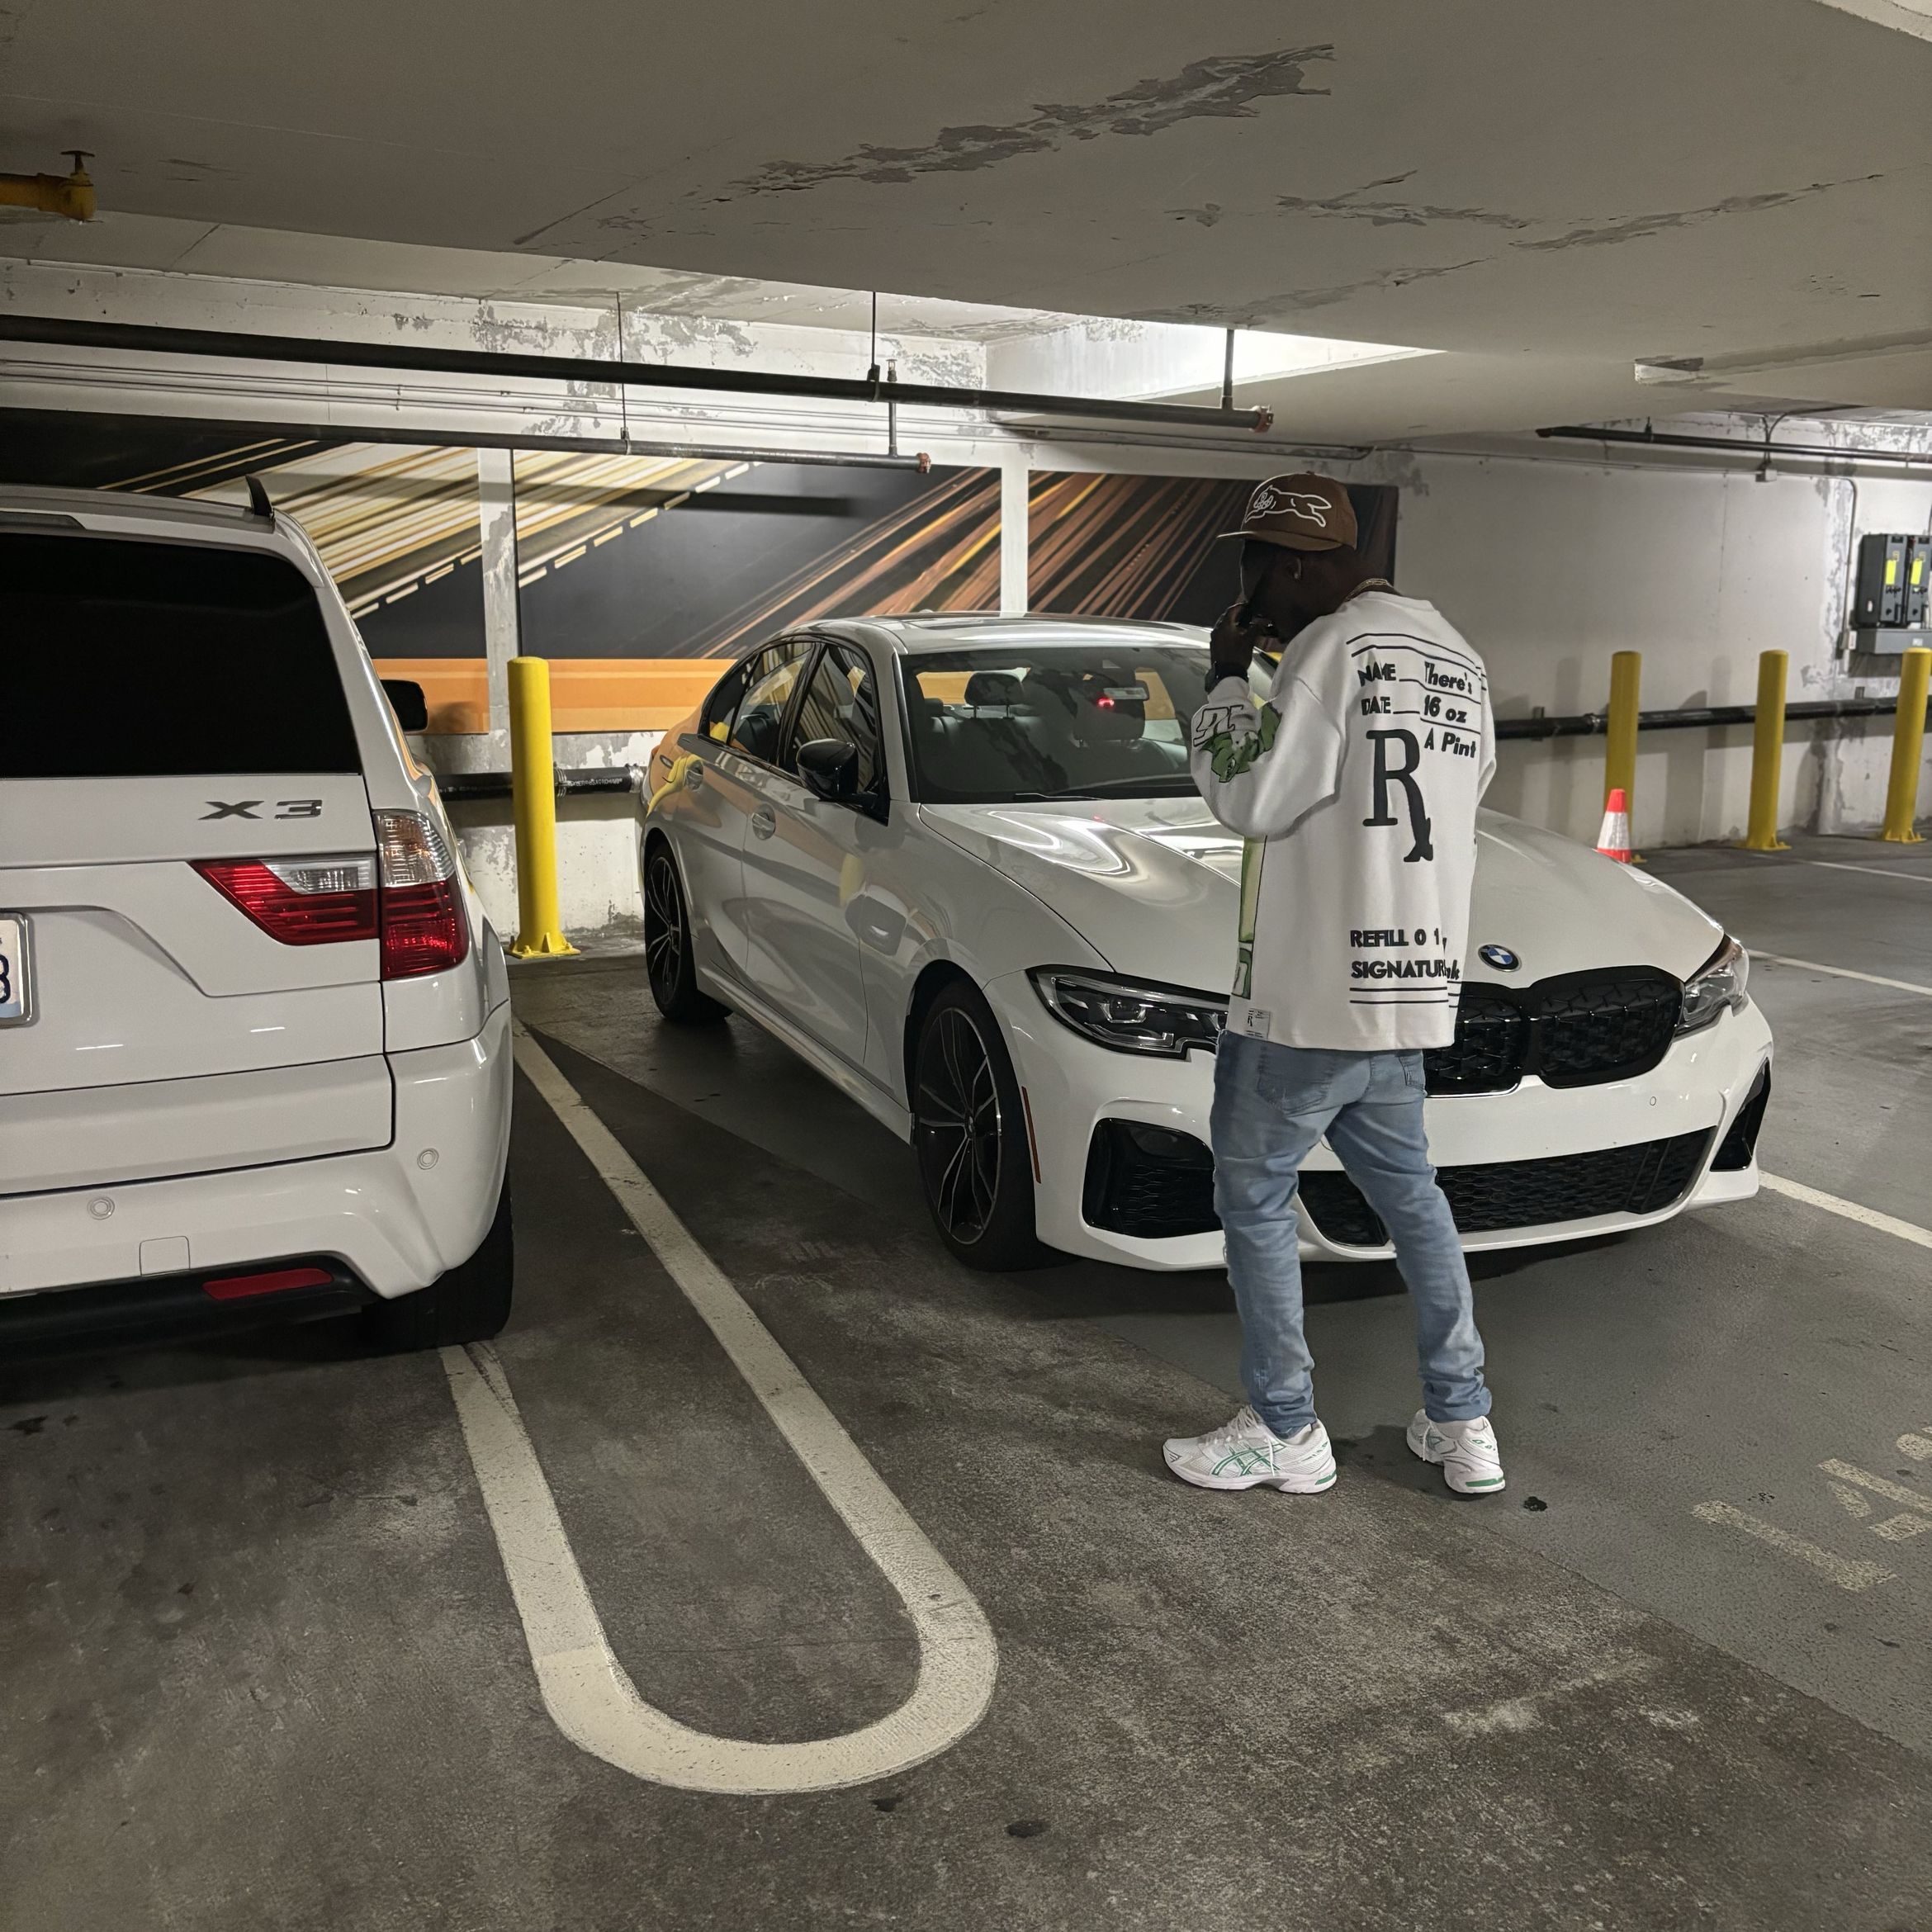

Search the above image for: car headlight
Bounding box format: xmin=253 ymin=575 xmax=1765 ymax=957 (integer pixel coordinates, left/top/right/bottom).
xmin=1678 ymin=935 xmax=1749 ymax=1035
xmin=1029 ymin=968 xmax=1227 ymax=1058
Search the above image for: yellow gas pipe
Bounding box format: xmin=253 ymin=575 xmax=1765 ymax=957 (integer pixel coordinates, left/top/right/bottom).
xmin=0 ymin=152 xmax=96 ymax=221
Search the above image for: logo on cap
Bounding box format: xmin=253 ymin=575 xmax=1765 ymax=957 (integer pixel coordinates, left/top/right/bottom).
xmin=1249 ymin=483 xmax=1332 ymax=528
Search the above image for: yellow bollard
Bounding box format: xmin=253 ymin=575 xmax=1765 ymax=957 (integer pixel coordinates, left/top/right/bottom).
xmin=507 ymin=656 xmax=578 ymax=957
xmin=1603 ymin=650 xmax=1642 ymax=859
xmin=1740 ymin=649 xmax=1790 ymax=852
xmin=1605 ymin=651 xmax=1641 ymax=808
xmin=1879 ymin=646 xmax=1931 ymax=845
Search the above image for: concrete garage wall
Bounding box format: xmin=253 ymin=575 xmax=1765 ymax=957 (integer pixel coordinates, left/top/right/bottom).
xmin=1382 ymin=456 xmax=1932 ymax=850
xmin=448 ymin=789 xmax=648 ymax=945
xmin=423 ymin=731 xmax=660 ymax=944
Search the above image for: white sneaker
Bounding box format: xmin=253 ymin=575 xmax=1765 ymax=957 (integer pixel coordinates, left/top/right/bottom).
xmin=1407 ymin=1410 xmax=1506 ymax=1495
xmin=1163 ymin=1406 xmax=1338 ymax=1494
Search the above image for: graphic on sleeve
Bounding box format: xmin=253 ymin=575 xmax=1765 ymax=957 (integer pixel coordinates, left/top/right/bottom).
xmin=1193 ymin=699 xmax=1281 ymax=783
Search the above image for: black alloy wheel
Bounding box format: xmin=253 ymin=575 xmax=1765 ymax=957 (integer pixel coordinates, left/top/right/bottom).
xmin=643 ymin=843 xmax=727 ymax=1025
xmin=912 ymin=981 xmax=1049 ymax=1270
xmin=920 ymin=1006 xmax=1001 ymax=1241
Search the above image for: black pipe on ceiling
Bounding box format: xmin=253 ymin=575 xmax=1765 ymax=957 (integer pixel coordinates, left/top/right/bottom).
xmin=1538 ymin=424 xmax=1932 ymax=471
xmin=0 ymin=313 xmax=1276 ymax=435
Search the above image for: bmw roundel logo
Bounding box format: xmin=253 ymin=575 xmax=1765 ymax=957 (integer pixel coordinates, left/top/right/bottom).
xmin=1479 ymin=944 xmax=1521 ymax=972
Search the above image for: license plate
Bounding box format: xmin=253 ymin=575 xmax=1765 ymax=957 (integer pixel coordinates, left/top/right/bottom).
xmin=0 ymin=914 xmax=31 ymax=1025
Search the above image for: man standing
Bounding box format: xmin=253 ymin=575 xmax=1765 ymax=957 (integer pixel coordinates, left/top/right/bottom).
xmin=1163 ymin=473 xmax=1505 ymax=1499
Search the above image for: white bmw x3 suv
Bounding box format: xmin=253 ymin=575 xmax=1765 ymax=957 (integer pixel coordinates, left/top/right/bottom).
xmin=0 ymin=485 xmax=514 ymax=1352
xmin=640 ymin=615 xmax=1771 ymax=1273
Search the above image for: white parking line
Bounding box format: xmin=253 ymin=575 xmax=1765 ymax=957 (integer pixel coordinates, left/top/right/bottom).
xmin=1690 ymin=1502 xmax=1893 ymax=1593
xmin=1754 ymin=954 xmax=1932 ymax=998
xmin=1759 ymin=1172 xmax=1932 ymax=1253
xmin=1805 ymin=859 xmax=1932 ymax=887
xmin=440 ymin=1025 xmax=998 ymax=1796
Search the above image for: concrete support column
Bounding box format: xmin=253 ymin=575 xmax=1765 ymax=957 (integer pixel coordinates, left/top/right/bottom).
xmin=476 ymin=447 xmax=521 ymax=734
xmin=999 ymin=462 xmax=1030 ymax=615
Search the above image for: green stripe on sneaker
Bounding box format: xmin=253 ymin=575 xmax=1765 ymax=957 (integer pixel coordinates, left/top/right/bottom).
xmin=1460 ymin=1476 xmax=1505 ymax=1488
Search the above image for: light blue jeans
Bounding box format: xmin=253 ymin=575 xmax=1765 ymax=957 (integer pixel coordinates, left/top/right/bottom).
xmin=1211 ymin=1031 xmax=1490 ymax=1436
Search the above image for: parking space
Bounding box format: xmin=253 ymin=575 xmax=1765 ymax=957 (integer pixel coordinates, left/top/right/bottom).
xmin=5 ymin=841 xmax=1929 ymax=1930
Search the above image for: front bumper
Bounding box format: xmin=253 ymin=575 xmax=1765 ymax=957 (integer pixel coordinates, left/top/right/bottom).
xmin=0 ymin=1002 xmax=512 ymax=1305
xmin=986 ymin=968 xmax=1772 ymax=1272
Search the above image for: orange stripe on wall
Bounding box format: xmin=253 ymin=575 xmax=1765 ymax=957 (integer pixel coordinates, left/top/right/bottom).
xmin=372 ymin=658 xmax=727 ymax=734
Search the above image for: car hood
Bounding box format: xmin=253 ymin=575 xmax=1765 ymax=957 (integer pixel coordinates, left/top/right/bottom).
xmin=917 ymin=798 xmax=1723 ymax=992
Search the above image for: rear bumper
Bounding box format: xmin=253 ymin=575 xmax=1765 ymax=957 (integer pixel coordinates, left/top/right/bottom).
xmin=0 ymin=1002 xmax=511 ymax=1304
xmin=0 ymin=1258 xmax=375 ymax=1353
xmin=989 ymin=968 xmax=1772 ymax=1272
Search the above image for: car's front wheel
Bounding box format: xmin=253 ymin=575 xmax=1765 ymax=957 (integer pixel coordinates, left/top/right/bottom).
xmin=644 ymin=841 xmax=727 ymax=1025
xmin=912 ymin=981 xmax=1049 ymax=1271
xmin=363 ymin=1181 xmax=514 ymax=1352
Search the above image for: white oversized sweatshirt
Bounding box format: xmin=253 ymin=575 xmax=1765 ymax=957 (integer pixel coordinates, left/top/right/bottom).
xmin=1189 ymin=590 xmax=1495 ymax=1051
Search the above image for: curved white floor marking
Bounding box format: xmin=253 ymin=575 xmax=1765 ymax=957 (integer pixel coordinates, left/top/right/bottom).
xmin=440 ymin=1025 xmax=997 ymax=1795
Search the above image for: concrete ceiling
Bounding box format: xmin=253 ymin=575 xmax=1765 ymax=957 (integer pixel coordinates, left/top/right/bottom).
xmin=5 ymin=0 xmax=1929 ymax=425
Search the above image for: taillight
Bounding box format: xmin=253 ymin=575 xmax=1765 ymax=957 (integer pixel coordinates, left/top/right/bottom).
xmin=193 ymin=809 xmax=469 ymax=980
xmin=374 ymin=808 xmax=470 ymax=980
xmin=193 ymin=856 xmax=377 ymax=945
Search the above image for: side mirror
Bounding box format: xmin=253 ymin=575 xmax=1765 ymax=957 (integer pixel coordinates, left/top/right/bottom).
xmin=381 ymin=678 xmax=429 ymax=733
xmin=796 ymin=736 xmax=859 ymax=802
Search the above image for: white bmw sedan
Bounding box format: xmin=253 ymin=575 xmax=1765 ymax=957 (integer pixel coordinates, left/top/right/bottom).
xmin=638 ymin=617 xmax=1771 ymax=1273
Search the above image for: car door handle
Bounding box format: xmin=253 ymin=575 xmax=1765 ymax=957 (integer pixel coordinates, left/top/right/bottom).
xmin=684 ymin=762 xmax=704 ymax=789
xmin=751 ymin=805 xmax=777 ymax=839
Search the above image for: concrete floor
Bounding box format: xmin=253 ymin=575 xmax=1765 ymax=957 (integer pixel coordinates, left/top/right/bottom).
xmin=4 ymin=834 xmax=1930 ymax=1930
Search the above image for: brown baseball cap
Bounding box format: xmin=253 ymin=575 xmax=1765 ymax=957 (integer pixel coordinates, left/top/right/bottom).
xmin=1219 ymin=471 xmax=1357 ymax=552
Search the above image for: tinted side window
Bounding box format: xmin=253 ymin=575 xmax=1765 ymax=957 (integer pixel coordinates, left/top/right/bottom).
xmin=698 ymin=655 xmax=755 ymax=743
xmin=788 ymin=646 xmax=883 ymax=793
xmin=727 ymin=641 xmax=809 ymax=765
xmin=1 ymin=533 xmax=360 ymax=779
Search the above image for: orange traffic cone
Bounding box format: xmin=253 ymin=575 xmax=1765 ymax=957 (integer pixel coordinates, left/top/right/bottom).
xmin=1596 ymin=787 xmax=1633 ymax=863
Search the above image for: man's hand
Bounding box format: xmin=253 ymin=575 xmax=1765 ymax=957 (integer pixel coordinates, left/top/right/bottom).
xmin=1209 ymin=600 xmax=1270 ymax=685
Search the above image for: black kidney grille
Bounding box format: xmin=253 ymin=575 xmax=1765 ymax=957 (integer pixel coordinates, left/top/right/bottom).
xmin=1423 ymin=983 xmax=1531 ymax=1094
xmin=1423 ymin=967 xmax=1682 ymax=1096
xmin=1296 ymin=1129 xmax=1713 ymax=1248
xmin=1533 ymin=971 xmax=1682 ymax=1087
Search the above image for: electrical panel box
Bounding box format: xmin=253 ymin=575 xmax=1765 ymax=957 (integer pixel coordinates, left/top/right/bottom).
xmin=1905 ymin=536 xmax=1930 ymax=630
xmin=1854 ymin=532 xmax=1912 ymax=628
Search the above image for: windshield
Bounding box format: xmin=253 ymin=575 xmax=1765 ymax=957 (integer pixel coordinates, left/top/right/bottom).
xmin=900 ymin=642 xmax=1271 ymax=805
